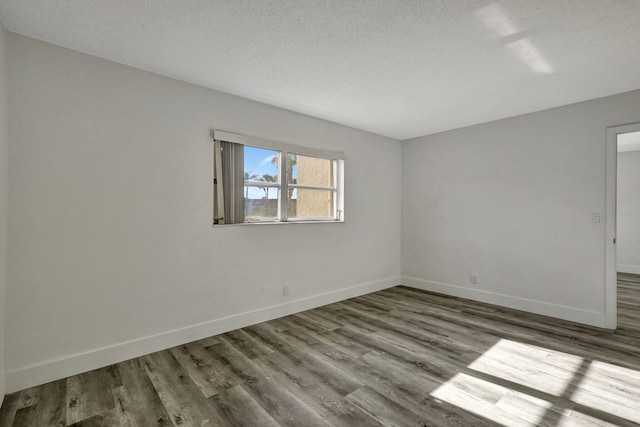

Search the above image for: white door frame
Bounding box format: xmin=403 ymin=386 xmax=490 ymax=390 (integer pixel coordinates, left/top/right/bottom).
xmin=605 ymin=122 xmax=640 ymax=329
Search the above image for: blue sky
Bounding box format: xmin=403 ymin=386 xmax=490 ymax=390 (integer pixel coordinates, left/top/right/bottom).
xmin=244 ymin=146 xmax=304 ymax=200
xmin=244 ymin=146 xmax=279 ymax=199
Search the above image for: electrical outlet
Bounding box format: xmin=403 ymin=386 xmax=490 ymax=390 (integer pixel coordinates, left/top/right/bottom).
xmin=283 ymin=283 xmax=290 ymax=296
xmin=470 ymin=273 xmax=478 ymax=285
xmin=592 ymin=213 xmax=602 ymax=224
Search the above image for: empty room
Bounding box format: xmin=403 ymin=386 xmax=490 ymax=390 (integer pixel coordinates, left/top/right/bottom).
xmin=0 ymin=1 xmax=639 ymax=426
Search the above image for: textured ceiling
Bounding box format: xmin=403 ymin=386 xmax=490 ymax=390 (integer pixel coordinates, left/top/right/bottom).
xmin=1 ymin=1 xmax=639 ymax=140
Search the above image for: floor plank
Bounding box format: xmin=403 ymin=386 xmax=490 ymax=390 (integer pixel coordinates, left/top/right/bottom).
xmin=114 ymin=358 xmax=172 ymax=426
xmin=65 ymin=365 xmax=120 ymax=425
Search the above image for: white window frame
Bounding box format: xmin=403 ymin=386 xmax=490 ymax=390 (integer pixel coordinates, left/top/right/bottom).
xmin=213 ymin=130 xmax=345 ymax=225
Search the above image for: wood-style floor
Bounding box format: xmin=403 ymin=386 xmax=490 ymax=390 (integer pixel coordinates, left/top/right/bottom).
xmin=1 ymin=275 xmax=640 ymax=426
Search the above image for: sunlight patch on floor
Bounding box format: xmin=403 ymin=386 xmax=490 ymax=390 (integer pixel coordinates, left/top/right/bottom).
xmin=431 ymin=372 xmax=551 ymax=426
xmin=431 ymin=339 xmax=640 ymax=425
xmin=569 ymin=361 xmax=640 ymax=424
xmin=467 ymin=339 xmax=584 ymax=396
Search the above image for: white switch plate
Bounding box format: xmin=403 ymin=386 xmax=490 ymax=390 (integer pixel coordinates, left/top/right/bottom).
xmin=283 ymin=283 xmax=290 ymax=296
xmin=592 ymin=213 xmax=602 ymax=224
xmin=470 ymin=273 xmax=478 ymax=285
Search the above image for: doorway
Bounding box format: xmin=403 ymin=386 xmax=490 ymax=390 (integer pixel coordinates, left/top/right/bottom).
xmin=605 ymin=123 xmax=640 ymax=329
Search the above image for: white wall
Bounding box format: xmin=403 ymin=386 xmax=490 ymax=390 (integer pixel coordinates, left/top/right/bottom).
xmin=0 ymin=18 xmax=9 ymax=403
xmin=617 ymin=150 xmax=640 ymax=274
xmin=5 ymin=33 xmax=401 ymax=391
xmin=402 ymin=90 xmax=640 ymax=327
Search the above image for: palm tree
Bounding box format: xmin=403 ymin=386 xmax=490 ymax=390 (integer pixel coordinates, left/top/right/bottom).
xmin=271 ymin=154 xmax=297 ymax=199
xmin=260 ymin=173 xmax=276 ymax=199
xmin=244 ymin=171 xmax=259 ymax=199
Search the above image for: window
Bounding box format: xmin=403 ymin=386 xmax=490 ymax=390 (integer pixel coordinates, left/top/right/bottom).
xmin=213 ymin=131 xmax=344 ymax=225
xmin=243 ymin=146 xmax=280 ymax=221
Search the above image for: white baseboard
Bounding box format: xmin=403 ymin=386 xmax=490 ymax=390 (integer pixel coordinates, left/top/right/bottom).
xmin=6 ymin=276 xmax=401 ymax=393
xmin=401 ymin=276 xmax=606 ymax=328
xmin=617 ymin=264 xmax=640 ymax=275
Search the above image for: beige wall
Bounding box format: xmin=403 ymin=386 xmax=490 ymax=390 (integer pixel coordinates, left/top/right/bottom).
xmin=296 ymin=155 xmax=334 ymax=219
